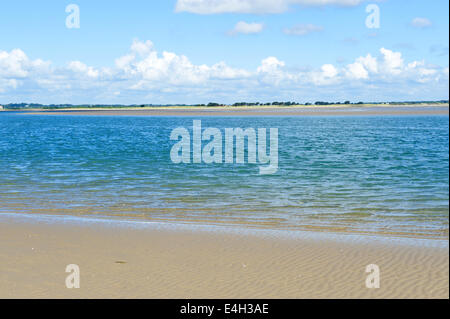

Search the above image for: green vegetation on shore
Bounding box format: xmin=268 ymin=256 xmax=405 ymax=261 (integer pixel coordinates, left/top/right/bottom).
xmin=0 ymin=100 xmax=448 ymax=110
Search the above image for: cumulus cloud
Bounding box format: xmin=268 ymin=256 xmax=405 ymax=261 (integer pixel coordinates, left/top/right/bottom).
xmin=283 ymin=24 xmax=323 ymax=36
xmin=308 ymin=64 xmax=339 ymax=85
xmin=257 ymin=57 xmax=285 ymax=73
xmin=0 ymin=41 xmax=448 ymax=103
xmin=257 ymin=56 xmax=297 ymax=85
xmin=346 ymin=61 xmax=369 ymax=79
xmin=175 ymin=0 xmax=362 ymax=14
xmin=411 ymin=17 xmax=432 ymax=28
xmin=229 ymin=21 xmax=264 ymax=35
xmin=321 ymin=64 xmax=338 ymax=78
xmin=114 ymin=39 xmax=251 ymax=87
xmin=68 ymin=61 xmax=99 ymax=78
xmin=380 ymin=47 xmax=403 ymax=75
xmin=0 ymin=49 xmax=50 ymax=78
xmin=0 ymin=49 xmax=52 ymax=93
xmin=345 ymin=53 xmax=377 ymax=79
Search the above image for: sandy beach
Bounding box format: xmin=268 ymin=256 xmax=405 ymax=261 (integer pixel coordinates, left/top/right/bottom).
xmin=19 ymin=105 xmax=450 ymax=117
xmin=0 ymin=214 xmax=448 ymax=299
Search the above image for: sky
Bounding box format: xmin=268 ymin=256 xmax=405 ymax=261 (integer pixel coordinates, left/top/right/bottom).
xmin=0 ymin=0 xmax=448 ymax=104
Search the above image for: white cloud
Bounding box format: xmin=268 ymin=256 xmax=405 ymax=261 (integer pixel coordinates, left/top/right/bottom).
xmin=257 ymin=57 xmax=285 ymax=72
xmin=346 ymin=61 xmax=369 ymax=79
xmin=229 ymin=21 xmax=264 ymax=35
xmin=114 ymin=41 xmax=251 ymax=87
xmin=68 ymin=61 xmax=99 ymax=78
xmin=321 ymin=64 xmax=338 ymax=78
xmin=0 ymin=41 xmax=448 ymax=103
xmin=210 ymin=61 xmax=252 ymax=79
xmin=357 ymin=54 xmax=378 ymax=73
xmin=308 ymin=64 xmax=340 ymax=85
xmin=345 ymin=53 xmax=378 ymax=79
xmin=0 ymin=49 xmax=52 ymax=94
xmin=283 ymin=24 xmax=323 ymax=36
xmin=130 ymin=39 xmax=154 ymax=56
xmin=405 ymin=60 xmax=441 ymax=83
xmin=380 ymin=47 xmax=403 ymax=75
xmin=0 ymin=49 xmax=29 ymax=78
xmin=0 ymin=79 xmax=19 ymax=93
xmin=257 ymin=56 xmax=293 ymax=85
xmin=411 ymin=17 xmax=432 ymax=28
xmin=175 ymin=0 xmax=362 ymax=14
xmin=0 ymin=49 xmax=50 ymax=78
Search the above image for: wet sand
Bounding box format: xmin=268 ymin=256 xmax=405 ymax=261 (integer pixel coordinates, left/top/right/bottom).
xmin=0 ymin=214 xmax=448 ymax=299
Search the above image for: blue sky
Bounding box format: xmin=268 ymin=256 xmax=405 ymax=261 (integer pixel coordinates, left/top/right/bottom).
xmin=0 ymin=0 xmax=448 ymax=104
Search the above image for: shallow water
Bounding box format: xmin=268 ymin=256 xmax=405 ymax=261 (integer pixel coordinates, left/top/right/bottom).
xmin=0 ymin=113 xmax=448 ymax=239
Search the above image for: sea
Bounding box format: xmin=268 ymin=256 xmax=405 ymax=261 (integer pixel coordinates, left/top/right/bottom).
xmin=0 ymin=112 xmax=448 ymax=239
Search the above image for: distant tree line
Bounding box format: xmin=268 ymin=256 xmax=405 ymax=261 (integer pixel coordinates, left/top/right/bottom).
xmin=1 ymin=100 xmax=448 ymax=110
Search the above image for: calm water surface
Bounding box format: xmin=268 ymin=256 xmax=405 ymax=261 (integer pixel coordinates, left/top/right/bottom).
xmin=0 ymin=113 xmax=448 ymax=239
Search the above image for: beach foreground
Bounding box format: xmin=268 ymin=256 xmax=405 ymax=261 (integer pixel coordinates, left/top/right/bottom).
xmin=0 ymin=215 xmax=448 ymax=299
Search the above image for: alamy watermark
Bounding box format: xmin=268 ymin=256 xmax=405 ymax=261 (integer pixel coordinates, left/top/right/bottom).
xmin=169 ymin=120 xmax=278 ymax=175
xmin=365 ymin=4 xmax=380 ymax=29
xmin=64 ymin=4 xmax=379 ymax=30
xmin=65 ymin=264 xmax=80 ymax=289
xmin=365 ymin=264 xmax=380 ymax=289
xmin=66 ymin=4 xmax=80 ymax=29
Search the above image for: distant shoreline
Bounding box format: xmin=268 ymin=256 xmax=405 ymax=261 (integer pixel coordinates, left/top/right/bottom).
xmin=10 ymin=104 xmax=449 ymax=116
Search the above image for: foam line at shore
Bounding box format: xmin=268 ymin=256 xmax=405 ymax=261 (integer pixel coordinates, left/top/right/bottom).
xmin=1 ymin=212 xmax=447 ymax=249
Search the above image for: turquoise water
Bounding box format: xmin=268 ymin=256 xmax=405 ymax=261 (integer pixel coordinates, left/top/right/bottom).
xmin=0 ymin=113 xmax=448 ymax=238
